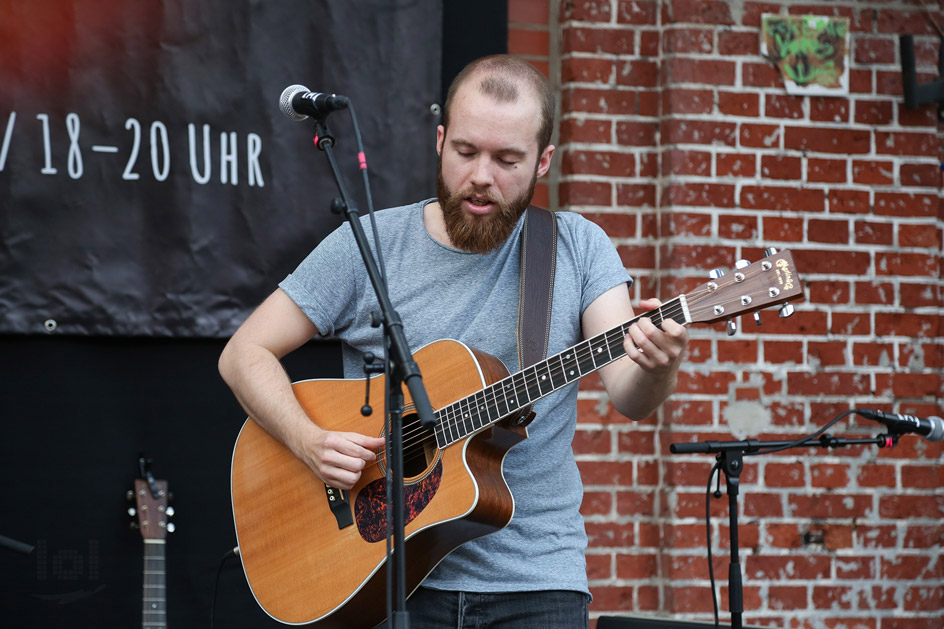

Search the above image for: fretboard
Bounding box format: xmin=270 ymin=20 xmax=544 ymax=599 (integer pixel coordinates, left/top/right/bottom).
xmin=433 ymin=295 xmax=691 ymax=447
xmin=142 ymin=540 xmax=167 ymax=629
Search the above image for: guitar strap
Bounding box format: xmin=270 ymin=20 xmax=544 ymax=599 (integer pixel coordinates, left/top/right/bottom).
xmin=517 ymin=205 xmax=557 ymax=377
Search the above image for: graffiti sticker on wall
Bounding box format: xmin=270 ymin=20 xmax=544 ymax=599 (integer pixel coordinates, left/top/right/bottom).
xmin=761 ymin=14 xmax=850 ymax=96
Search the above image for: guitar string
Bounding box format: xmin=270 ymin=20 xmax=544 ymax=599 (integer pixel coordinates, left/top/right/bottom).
xmin=366 ymin=265 xmax=784 ymax=470
xmin=367 ymin=297 xmax=694 ymax=468
xmin=366 ymin=270 xmax=776 ymax=465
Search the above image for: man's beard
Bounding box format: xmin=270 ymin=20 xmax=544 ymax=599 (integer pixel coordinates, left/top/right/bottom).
xmin=437 ymin=161 xmax=537 ymax=254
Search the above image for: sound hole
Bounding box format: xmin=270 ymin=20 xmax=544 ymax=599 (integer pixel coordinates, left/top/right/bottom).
xmin=396 ymin=411 xmax=439 ymax=479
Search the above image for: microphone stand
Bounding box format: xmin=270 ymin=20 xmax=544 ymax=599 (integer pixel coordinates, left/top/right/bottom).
xmin=670 ymin=432 xmax=897 ymax=629
xmin=309 ymin=114 xmax=436 ymax=629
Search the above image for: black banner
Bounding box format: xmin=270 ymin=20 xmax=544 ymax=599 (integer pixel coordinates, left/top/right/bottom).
xmin=0 ymin=0 xmax=442 ymax=337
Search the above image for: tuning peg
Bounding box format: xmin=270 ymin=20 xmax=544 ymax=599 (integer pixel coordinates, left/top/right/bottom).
xmin=779 ymin=303 xmax=795 ymax=318
xmin=708 ymin=268 xmax=725 ymax=279
xmin=726 ymin=319 xmax=737 ymax=335
xmin=127 ymin=507 xmax=137 ymax=517
xmin=753 ymin=312 xmax=762 ymax=326
xmin=129 ymin=521 xmax=139 ymax=530
xmin=734 ymin=259 xmax=750 ymax=269
xmin=764 ymin=247 xmax=779 ymax=257
xmin=166 ymin=506 xmax=175 ymax=517
xmin=167 ymin=523 xmax=176 ymax=533
xmin=126 ymin=490 xmax=134 ymax=501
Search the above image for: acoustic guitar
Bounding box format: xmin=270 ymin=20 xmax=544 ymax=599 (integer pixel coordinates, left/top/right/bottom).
xmin=231 ymin=249 xmax=803 ymax=627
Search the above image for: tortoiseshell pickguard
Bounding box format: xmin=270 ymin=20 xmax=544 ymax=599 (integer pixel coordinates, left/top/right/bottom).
xmin=353 ymin=459 xmax=443 ymax=543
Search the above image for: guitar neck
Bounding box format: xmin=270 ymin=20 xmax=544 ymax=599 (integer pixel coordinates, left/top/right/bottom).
xmin=142 ymin=540 xmax=167 ymax=629
xmin=433 ymin=295 xmax=691 ymax=447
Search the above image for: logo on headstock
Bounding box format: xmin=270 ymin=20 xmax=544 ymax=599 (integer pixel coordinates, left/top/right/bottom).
xmin=776 ymin=258 xmax=795 ymax=291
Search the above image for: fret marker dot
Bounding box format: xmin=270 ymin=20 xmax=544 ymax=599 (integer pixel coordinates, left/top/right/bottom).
xmin=569 ymin=370 xmax=575 ymax=376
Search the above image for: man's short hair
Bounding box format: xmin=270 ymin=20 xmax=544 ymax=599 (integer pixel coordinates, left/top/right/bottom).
xmin=443 ymin=54 xmax=556 ymax=152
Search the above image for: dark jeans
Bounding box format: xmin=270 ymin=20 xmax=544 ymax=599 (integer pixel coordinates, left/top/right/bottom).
xmin=395 ymin=587 xmax=590 ymax=628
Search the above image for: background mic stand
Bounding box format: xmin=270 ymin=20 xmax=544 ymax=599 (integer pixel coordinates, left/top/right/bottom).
xmin=310 ymin=114 xmax=436 ymax=629
xmin=671 ymin=432 xmax=894 ymax=629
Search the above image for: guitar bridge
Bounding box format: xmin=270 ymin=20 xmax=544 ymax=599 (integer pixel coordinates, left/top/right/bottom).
xmin=324 ymin=484 xmax=353 ymax=530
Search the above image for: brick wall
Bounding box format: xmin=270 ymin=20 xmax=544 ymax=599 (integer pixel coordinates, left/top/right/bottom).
xmin=510 ymin=0 xmax=944 ymax=626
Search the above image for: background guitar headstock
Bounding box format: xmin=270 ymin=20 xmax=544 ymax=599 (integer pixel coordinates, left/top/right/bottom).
xmin=127 ymin=456 xmax=174 ymax=541
xmin=684 ymin=248 xmax=803 ymax=331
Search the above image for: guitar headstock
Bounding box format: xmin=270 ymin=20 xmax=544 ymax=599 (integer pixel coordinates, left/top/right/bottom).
xmin=128 ymin=456 xmax=174 ymax=540
xmin=685 ymin=249 xmax=804 ymax=327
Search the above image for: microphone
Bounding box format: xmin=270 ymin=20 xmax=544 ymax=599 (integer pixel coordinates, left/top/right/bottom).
xmin=855 ymin=409 xmax=944 ymax=442
xmin=279 ymin=84 xmax=350 ymax=121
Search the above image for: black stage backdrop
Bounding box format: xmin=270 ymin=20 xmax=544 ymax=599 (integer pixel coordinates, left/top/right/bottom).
xmin=0 ymin=1 xmax=510 ymax=627
xmin=0 ymin=0 xmax=441 ymax=337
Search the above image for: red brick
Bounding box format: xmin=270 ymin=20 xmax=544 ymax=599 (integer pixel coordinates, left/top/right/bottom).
xmin=743 ymin=61 xmax=781 ymax=87
xmin=615 ymin=121 xmax=656 ymax=146
xmin=768 ymin=586 xmax=807 ymax=611
xmin=562 ymin=57 xmax=614 ymax=83
xmin=901 ymin=464 xmax=944 ymax=489
xmin=561 ymin=117 xmax=611 ymax=144
xmin=875 ymin=252 xmax=938 ymax=277
xmin=739 ymin=123 xmax=782 ymax=149
xmin=875 ymin=312 xmax=940 ymax=337
xmin=785 ymin=126 xmax=871 ymax=154
xmin=854 ymin=220 xmax=893 ymax=245
xmin=616 ymin=553 xmax=658 ymax=579
xmin=563 ymin=87 xmax=639 ymax=115
xmin=810 ymin=463 xmax=850 ymax=488
xmin=877 ymin=9 xmax=942 ymax=36
xmin=893 ymin=372 xmax=942 ymax=398
xmin=855 ymin=36 xmax=897 ymax=64
xmin=898 ymin=103 xmax=939 ymax=127
xmin=808 ymin=280 xmax=850 ymax=304
xmin=809 ymin=218 xmax=849 ymax=244
xmin=718 ymin=214 xmax=758 ymax=239
xmin=853 ymin=343 xmax=895 ymax=368
xmin=663 ymin=119 xmax=737 ymax=146
xmin=663 ymin=88 xmax=714 ymax=114
xmin=900 ymin=282 xmax=941 ymax=308
xmin=665 ymin=182 xmax=736 ymax=207
xmin=618 ymin=59 xmax=658 ymax=87
xmin=810 ymin=97 xmax=851 ymax=123
xmin=741 ymin=186 xmax=825 ymax=212
xmin=808 ymin=341 xmax=846 ymax=367
xmin=852 ymin=159 xmax=894 ymax=185
xmin=562 ymin=26 xmax=636 ymax=55
xmin=573 ymin=428 xmax=613 ymax=455
xmin=616 ymin=183 xmax=656 ymax=207
xmin=850 ymin=68 xmax=873 ymax=93
xmin=509 ymin=0 xmax=550 ymax=24
xmin=717 ymin=153 xmax=756 ymax=177
xmin=508 ymin=28 xmax=550 ymax=56
xmin=589 ymin=586 xmax=633 ymax=612
xmin=562 ymin=0 xmax=612 ymax=22
xmin=761 ymin=154 xmax=802 ymax=179
xmin=899 ymin=223 xmax=941 ymax=248
xmin=616 ymin=0 xmax=658 ymax=25
xmin=718 ymin=91 xmax=760 ymax=117
xmin=829 ymin=189 xmax=871 ymax=214
xmin=834 ymin=555 xmax=875 ymax=579
xmin=719 ymin=30 xmax=758 ymax=55
xmin=787 ymin=372 xmax=872 ymax=397
xmin=765 ymin=94 xmax=804 ymax=119
xmin=881 ymin=554 xmax=942 ymax=579
xmin=664 ymin=149 xmax=711 ymax=175
xmin=747 ymin=554 xmax=831 ymax=580
xmin=812 ymin=586 xmax=855 ymax=611
xmin=663 ymin=0 xmax=735 ymax=25
xmin=831 ymin=312 xmax=871 ymax=335
xmin=874 ymin=131 xmax=940 ymax=157
xmin=900 ymin=162 xmax=943 ymax=187
xmin=559 ymin=180 xmax=611 ymax=205
xmin=790 ymin=493 xmax=873 ymax=518
xmin=874 ymin=192 xmax=938 ymax=217
xmin=763 ymin=216 xmax=803 ymax=242
xmin=855 ymin=99 xmax=894 ymax=125
xmin=663 ymin=27 xmax=714 ymax=53
xmin=765 ymin=463 xmax=805 ymax=488
xmin=563 ymin=149 xmax=636 ymax=177
xmin=664 ymin=57 xmax=737 ymax=85
xmin=808 ymin=158 xmax=847 ymax=183
xmin=904 ymin=525 xmax=944 ymax=549
xmin=663 ymin=211 xmax=712 ymax=236
xmin=581 ymin=212 xmax=637 ymax=238
xmin=584 ymin=553 xmax=610 ymax=580
xmin=617 ymin=430 xmax=656 ymax=455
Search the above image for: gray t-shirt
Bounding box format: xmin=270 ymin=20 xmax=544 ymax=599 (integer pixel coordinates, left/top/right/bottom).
xmin=280 ymin=199 xmax=631 ymax=595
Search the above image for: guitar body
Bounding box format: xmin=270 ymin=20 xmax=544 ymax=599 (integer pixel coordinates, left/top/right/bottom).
xmin=231 ymin=339 xmax=526 ymax=627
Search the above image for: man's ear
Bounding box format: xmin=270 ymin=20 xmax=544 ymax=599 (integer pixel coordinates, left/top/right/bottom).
xmin=436 ymin=125 xmax=445 ymax=156
xmin=536 ymin=144 xmax=554 ymax=178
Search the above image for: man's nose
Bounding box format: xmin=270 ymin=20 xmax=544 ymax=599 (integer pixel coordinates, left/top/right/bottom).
xmin=469 ymin=154 xmax=495 ymax=188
